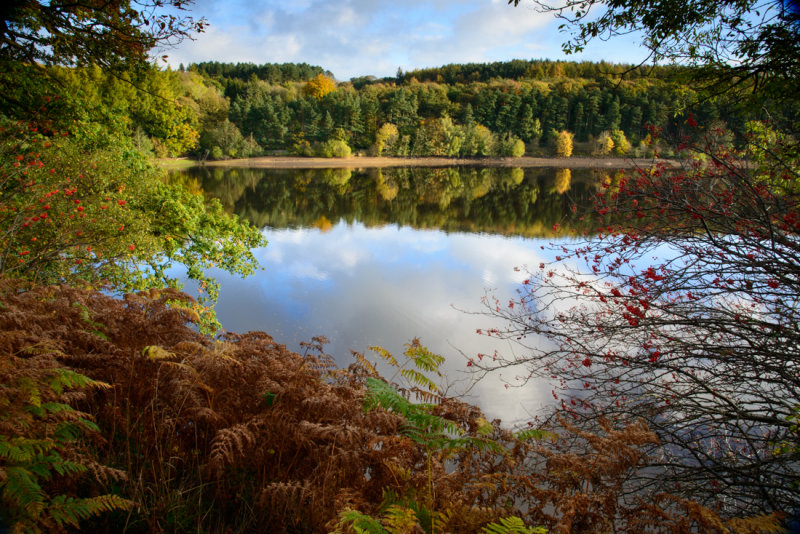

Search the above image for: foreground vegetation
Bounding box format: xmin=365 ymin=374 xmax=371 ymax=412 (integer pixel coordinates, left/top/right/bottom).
xmin=1 ymin=0 xmax=799 ymax=531
xmin=1 ymin=279 xmax=786 ymax=533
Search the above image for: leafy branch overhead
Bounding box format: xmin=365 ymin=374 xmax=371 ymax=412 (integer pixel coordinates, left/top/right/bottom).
xmin=510 ymin=0 xmax=800 ymax=101
xmin=0 ymin=0 xmax=206 ymax=68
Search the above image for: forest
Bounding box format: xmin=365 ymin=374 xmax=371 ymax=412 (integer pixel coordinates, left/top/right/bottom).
xmin=19 ymin=55 xmax=788 ymax=164
xmin=1 ymin=0 xmax=799 ymax=532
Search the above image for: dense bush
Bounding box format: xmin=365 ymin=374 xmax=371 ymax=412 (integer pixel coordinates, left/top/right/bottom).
xmin=0 ymin=119 xmax=265 ymax=330
xmin=317 ymin=138 xmax=352 ymax=158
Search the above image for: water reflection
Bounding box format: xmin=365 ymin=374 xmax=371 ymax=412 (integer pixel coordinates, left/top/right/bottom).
xmin=170 ymin=166 xmax=614 ymax=422
xmin=177 ymin=166 xmax=610 ymax=238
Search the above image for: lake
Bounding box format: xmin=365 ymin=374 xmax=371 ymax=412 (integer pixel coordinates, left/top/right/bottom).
xmin=170 ymin=165 xmax=612 ymax=423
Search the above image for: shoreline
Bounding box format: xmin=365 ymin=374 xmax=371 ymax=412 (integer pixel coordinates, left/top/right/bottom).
xmin=160 ymin=155 xmax=678 ymax=170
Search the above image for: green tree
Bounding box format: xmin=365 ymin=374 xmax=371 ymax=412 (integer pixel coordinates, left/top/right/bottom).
xmin=463 ymin=124 xmax=496 ymax=157
xmin=498 ymin=133 xmax=526 ymax=157
xmin=462 ymin=103 xmax=475 ymax=126
xmin=321 ymin=110 xmax=335 ymax=139
xmin=609 ymin=129 xmax=631 ymax=155
xmin=317 ymin=139 xmax=351 ymax=158
xmin=0 ymin=119 xmax=264 ymax=332
xmin=603 ymin=96 xmax=621 ymax=132
xmin=518 ymin=104 xmax=541 ymax=142
xmin=0 ymin=0 xmax=206 ymax=120
xmin=200 ymin=119 xmax=260 ymax=159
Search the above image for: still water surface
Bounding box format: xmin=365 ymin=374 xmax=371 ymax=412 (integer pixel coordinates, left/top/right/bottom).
xmin=172 ymin=166 xmax=610 ymax=422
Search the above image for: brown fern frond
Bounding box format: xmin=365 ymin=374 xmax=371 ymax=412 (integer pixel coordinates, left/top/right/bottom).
xmin=259 ymin=481 xmax=310 ymax=525
xmin=208 ymin=423 xmax=258 ymax=476
xmin=83 ymin=458 xmax=127 ymax=485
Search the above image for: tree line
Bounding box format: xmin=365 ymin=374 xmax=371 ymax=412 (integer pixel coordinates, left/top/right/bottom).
xmin=181 ymin=58 xmax=783 ymax=159
xmin=30 ymin=58 xmax=789 ymax=162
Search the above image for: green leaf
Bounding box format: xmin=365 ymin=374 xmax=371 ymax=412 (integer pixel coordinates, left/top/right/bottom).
xmin=399 ymin=369 xmax=440 ymax=394
xmin=262 ymin=392 xmax=277 ymax=407
xmin=335 ymin=508 xmax=389 ymax=534
xmin=404 ymin=341 xmax=444 ymax=374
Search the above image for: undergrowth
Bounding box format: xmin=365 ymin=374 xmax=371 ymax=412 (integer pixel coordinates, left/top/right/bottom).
xmin=0 ymin=278 xmax=787 ymax=533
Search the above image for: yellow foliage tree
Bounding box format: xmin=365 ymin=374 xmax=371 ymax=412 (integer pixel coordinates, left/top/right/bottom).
xmin=610 ymin=129 xmax=631 ymax=155
xmin=594 ymin=131 xmax=615 ymax=156
xmin=554 ymin=130 xmax=574 ymax=158
xmin=303 ymin=73 xmax=336 ymax=100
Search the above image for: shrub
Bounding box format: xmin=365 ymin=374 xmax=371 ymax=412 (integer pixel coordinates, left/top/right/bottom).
xmin=0 ymin=119 xmax=265 ymax=331
xmin=317 ymin=139 xmax=351 ymax=158
xmin=498 ymin=133 xmax=526 ymax=157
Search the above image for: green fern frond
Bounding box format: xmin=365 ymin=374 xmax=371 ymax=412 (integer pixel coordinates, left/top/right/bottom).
xmin=399 ymin=369 xmax=440 ymax=394
xmin=71 ymin=302 xmax=108 ymax=334
xmin=335 ymin=508 xmax=389 ymax=534
xmin=403 ymin=340 xmax=444 ymax=375
xmin=382 ymin=504 xmax=421 ymax=533
xmin=47 ymin=456 xmax=87 ymax=478
xmin=0 ymin=438 xmax=56 ymax=463
xmin=38 ymin=402 xmax=73 ymax=415
xmin=53 ymin=419 xmax=98 ymax=442
xmin=19 ymin=377 xmax=41 ymax=408
xmin=1 ymin=465 xmax=46 ymax=514
xmin=47 ymin=369 xmax=109 ymax=396
xmin=481 ymin=515 xmax=547 ymax=534
xmin=23 ymin=405 xmax=46 ymax=418
xmin=365 ymin=378 xmax=497 ymax=453
xmin=364 ymin=378 xmax=413 ymax=417
xmin=47 ymin=494 xmax=132 ymax=528
xmin=456 ymin=435 xmax=506 ymax=454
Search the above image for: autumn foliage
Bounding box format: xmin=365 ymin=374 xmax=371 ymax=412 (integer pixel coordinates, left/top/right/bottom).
xmin=0 ymin=277 xmax=788 ymax=532
xmin=477 ymin=121 xmax=800 ymax=520
xmin=303 ymin=73 xmax=337 ymax=100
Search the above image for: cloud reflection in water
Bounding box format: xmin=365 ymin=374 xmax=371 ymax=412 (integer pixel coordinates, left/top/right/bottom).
xmin=208 ymin=220 xmax=554 ymax=423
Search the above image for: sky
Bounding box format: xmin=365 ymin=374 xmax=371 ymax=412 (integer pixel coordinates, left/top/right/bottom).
xmin=164 ymin=0 xmax=651 ymax=81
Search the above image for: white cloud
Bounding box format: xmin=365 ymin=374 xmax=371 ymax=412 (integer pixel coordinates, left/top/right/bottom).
xmin=166 ymin=0 xmax=616 ymax=79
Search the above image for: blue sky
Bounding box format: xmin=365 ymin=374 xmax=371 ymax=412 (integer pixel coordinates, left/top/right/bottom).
xmin=164 ymin=0 xmax=651 ymax=80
